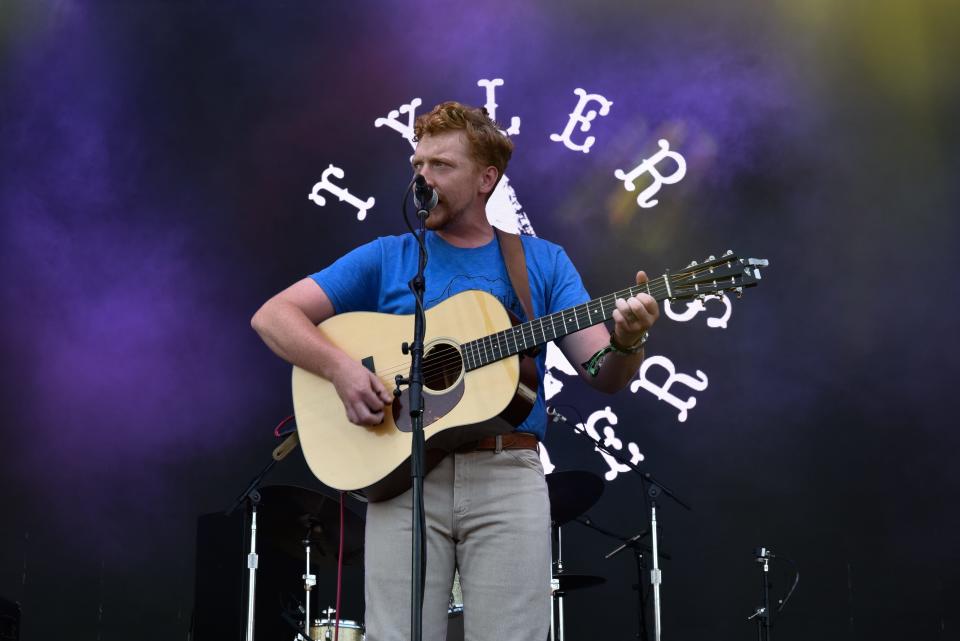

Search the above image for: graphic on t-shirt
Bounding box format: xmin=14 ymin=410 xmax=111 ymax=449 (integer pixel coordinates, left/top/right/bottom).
xmin=427 ymin=274 xmax=524 ymax=321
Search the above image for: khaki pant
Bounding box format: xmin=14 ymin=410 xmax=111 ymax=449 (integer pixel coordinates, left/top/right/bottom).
xmin=364 ymin=447 xmax=552 ymax=641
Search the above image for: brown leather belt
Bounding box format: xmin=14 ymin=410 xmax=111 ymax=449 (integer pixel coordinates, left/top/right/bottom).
xmin=456 ymin=432 xmax=539 ymax=453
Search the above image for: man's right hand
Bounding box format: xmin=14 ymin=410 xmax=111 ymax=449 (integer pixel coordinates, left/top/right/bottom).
xmin=330 ymin=358 xmax=394 ymax=426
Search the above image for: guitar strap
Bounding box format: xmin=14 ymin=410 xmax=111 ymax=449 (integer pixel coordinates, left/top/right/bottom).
xmin=494 ymin=226 xmax=540 ymax=356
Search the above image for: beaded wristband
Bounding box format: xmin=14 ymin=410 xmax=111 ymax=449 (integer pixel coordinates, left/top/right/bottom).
xmin=582 ymin=330 xmax=649 ymax=377
xmin=610 ymin=330 xmax=649 ymax=354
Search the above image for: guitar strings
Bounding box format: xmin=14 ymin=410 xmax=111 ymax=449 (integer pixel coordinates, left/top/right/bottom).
xmin=370 ymin=280 xmax=675 ymax=382
xmin=372 ymin=265 xmax=748 ymax=383
xmin=366 ymin=267 xmax=744 ymax=385
xmin=375 ymin=270 xmax=745 ymax=384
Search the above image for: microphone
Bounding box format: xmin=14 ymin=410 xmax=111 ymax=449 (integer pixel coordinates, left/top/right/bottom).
xmin=754 ymin=546 xmax=776 ymax=561
xmin=545 ymin=406 xmax=568 ymax=423
xmin=604 ymin=529 xmax=648 ymax=560
xmin=413 ymin=174 xmax=438 ymax=212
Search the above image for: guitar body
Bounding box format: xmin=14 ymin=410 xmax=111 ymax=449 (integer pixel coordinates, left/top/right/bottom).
xmin=292 ymin=290 xmax=539 ymax=502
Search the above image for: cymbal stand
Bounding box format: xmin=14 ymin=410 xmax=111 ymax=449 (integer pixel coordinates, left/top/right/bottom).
xmin=648 ymin=489 xmax=662 ymax=641
xmin=300 ymin=530 xmax=317 ymax=641
xmin=549 ymin=524 xmax=566 ymax=641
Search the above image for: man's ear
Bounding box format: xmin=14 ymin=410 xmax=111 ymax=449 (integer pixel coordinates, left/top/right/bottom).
xmin=478 ymin=165 xmax=499 ymax=196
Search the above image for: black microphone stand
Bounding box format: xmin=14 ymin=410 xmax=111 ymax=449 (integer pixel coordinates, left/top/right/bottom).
xmin=749 ymin=547 xmax=774 ymax=641
xmin=395 ymin=191 xmax=431 ymax=641
xmin=549 ymin=408 xmax=691 ymax=641
xmin=576 ymin=515 xmax=664 ymax=641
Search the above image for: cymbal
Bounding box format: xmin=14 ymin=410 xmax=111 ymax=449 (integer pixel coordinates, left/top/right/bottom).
xmin=546 ymin=471 xmax=604 ymax=526
xmin=257 ymin=485 xmax=365 ymax=567
xmin=552 ymin=573 xmax=606 ymax=593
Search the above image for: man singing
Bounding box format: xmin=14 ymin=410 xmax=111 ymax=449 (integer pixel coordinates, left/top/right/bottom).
xmin=252 ymin=101 xmax=659 ymax=641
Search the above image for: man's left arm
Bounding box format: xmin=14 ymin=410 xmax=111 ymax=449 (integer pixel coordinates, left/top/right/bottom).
xmin=559 ymin=270 xmax=659 ymax=394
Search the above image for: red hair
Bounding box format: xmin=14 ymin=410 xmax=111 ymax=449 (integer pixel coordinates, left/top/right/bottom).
xmin=414 ymin=101 xmax=514 ymax=183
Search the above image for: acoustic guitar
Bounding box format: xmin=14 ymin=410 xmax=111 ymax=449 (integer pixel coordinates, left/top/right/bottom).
xmin=292 ymin=252 xmax=767 ymax=501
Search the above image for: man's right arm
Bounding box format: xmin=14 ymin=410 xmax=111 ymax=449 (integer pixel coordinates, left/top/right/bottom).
xmin=250 ymin=277 xmax=393 ymax=425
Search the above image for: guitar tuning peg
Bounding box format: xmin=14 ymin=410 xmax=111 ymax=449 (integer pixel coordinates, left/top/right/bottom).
xmin=723 ymin=249 xmax=734 ymax=256
xmin=735 ymin=287 xmax=744 ymax=299
xmin=707 ymin=255 xmax=716 ymax=261
xmin=687 ymin=260 xmax=698 ymax=268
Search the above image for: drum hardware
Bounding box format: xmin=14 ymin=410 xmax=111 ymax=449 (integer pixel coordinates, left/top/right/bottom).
xmin=546 ymin=471 xmax=606 ymax=641
xmin=227 ymin=442 xmax=365 ymax=641
xmin=257 ymin=486 xmax=365 ymax=568
xmin=223 ymin=421 xmax=369 ymax=641
xmin=447 ymin=570 xmax=464 ymax=641
xmin=254 ymin=486 xmax=365 ymax=640
xmin=551 ymin=573 xmax=606 ymax=592
xmin=448 ymin=569 xmax=464 ymax=616
xmin=301 ymin=530 xmax=317 ymax=640
xmin=550 ymin=524 xmax=566 ymax=641
xmin=311 ymin=607 xmax=364 ymax=641
xmin=549 ymin=524 xmax=609 ymax=641
xmin=550 ymin=406 xmax=691 ymax=641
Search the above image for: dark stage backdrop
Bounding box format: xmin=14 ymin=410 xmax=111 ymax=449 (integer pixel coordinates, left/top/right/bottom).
xmin=1 ymin=1 xmax=958 ymax=640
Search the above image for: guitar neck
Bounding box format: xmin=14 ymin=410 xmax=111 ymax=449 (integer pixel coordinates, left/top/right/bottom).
xmin=461 ymin=278 xmax=666 ymax=372
xmin=460 ymin=253 xmax=767 ymax=372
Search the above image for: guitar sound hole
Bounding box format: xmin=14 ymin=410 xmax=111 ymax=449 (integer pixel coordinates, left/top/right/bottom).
xmin=423 ymin=342 xmax=463 ymax=392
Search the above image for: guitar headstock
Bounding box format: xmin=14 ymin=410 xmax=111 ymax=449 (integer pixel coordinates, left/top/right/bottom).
xmin=668 ymin=250 xmax=769 ymax=300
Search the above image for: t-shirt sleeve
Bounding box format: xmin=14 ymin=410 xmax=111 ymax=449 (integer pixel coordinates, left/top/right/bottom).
xmin=309 ymin=238 xmax=382 ymax=313
xmin=547 ymin=246 xmax=591 ymax=314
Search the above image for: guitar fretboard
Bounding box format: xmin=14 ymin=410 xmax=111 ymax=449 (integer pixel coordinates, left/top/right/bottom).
xmin=458 ymin=254 xmax=762 ymax=372
xmin=460 ymin=279 xmax=666 ymax=372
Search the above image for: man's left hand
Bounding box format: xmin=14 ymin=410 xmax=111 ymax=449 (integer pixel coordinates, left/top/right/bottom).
xmin=611 ymin=270 xmax=659 ymax=347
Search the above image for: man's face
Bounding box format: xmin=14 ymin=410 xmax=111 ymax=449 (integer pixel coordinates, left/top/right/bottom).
xmin=411 ymin=131 xmax=488 ymax=231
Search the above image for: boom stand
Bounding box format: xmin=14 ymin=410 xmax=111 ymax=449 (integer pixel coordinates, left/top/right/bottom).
xmin=227 ymin=456 xmax=277 ymax=641
xmin=552 ymin=408 xmax=691 ymax=641
xmin=226 ymin=431 xmax=305 ymax=641
xmin=244 ymin=494 xmax=260 ymax=641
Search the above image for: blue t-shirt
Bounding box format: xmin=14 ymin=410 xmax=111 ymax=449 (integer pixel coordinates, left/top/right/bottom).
xmin=310 ymin=231 xmax=590 ymax=441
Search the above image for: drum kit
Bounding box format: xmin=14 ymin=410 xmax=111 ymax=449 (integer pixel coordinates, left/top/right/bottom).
xmin=249 ymin=469 xmax=626 ymax=641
